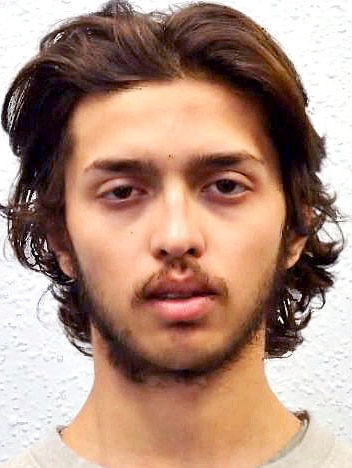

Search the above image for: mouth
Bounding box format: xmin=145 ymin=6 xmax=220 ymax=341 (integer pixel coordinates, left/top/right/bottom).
xmin=146 ymin=293 xmax=217 ymax=322
xmin=142 ymin=275 xmax=219 ymax=322
xmin=150 ymin=291 xmax=215 ymax=300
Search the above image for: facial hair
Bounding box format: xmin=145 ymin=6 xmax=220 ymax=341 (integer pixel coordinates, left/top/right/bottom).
xmin=73 ymin=255 xmax=285 ymax=386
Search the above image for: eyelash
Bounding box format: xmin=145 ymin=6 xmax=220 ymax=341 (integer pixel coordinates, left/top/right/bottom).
xmin=203 ymin=179 xmax=247 ymax=197
xmin=100 ymin=177 xmax=249 ymax=204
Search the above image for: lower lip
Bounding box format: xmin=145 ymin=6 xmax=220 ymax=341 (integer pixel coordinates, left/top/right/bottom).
xmin=147 ymin=295 xmax=216 ymax=322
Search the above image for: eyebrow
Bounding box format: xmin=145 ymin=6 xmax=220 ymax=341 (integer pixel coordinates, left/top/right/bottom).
xmin=85 ymin=158 xmax=157 ymax=176
xmin=84 ymin=151 xmax=263 ymax=177
xmin=187 ymin=151 xmax=263 ymax=173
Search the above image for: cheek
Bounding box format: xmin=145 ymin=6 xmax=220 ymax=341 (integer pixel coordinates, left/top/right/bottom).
xmin=66 ymin=212 xmax=140 ymax=286
xmin=76 ymin=235 xmax=134 ymax=274
xmin=213 ymin=211 xmax=284 ymax=277
xmin=69 ymin=231 xmax=140 ymax=313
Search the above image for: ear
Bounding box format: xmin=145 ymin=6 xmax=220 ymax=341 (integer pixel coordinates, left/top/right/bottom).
xmin=285 ymin=232 xmax=307 ymax=270
xmin=284 ymin=207 xmax=311 ymax=270
xmin=47 ymin=233 xmax=75 ymax=279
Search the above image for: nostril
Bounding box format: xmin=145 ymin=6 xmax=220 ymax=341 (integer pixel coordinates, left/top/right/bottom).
xmin=157 ymin=247 xmax=198 ymax=261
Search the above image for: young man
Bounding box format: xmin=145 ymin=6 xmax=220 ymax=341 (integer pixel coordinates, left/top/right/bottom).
xmin=1 ymin=0 xmax=351 ymax=466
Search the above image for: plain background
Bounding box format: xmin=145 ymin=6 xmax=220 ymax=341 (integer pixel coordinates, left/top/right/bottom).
xmin=0 ymin=0 xmax=351 ymax=462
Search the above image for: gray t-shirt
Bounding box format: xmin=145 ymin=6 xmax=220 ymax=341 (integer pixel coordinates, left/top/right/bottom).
xmin=3 ymin=413 xmax=352 ymax=467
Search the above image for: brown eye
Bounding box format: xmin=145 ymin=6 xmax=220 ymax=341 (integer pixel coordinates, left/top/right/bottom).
xmin=210 ymin=179 xmax=245 ymax=195
xmin=112 ymin=186 xmax=134 ymax=199
xmin=215 ymin=179 xmax=239 ymax=194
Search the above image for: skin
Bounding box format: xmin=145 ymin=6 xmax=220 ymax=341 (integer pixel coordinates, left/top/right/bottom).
xmin=55 ymin=78 xmax=306 ymax=467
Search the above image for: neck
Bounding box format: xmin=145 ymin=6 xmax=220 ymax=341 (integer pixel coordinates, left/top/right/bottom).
xmin=62 ymin=339 xmax=300 ymax=468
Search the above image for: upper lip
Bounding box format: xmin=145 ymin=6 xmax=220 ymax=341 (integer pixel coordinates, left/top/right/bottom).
xmin=144 ymin=277 xmax=218 ymax=300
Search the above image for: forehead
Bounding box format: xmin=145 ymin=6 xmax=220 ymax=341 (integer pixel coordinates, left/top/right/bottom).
xmin=68 ymin=78 xmax=278 ymax=173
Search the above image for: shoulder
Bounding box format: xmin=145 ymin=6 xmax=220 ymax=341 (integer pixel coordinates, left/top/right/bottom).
xmin=1 ymin=426 xmax=68 ymax=468
xmin=326 ymin=435 xmax=352 ymax=467
xmin=1 ymin=428 xmax=60 ymax=468
xmin=2 ymin=444 xmax=42 ymax=468
xmin=307 ymin=415 xmax=352 ymax=467
xmin=1 ymin=450 xmax=38 ymax=468
xmin=295 ymin=413 xmax=352 ymax=467
xmin=270 ymin=412 xmax=352 ymax=468
xmin=1 ymin=426 xmax=101 ymax=468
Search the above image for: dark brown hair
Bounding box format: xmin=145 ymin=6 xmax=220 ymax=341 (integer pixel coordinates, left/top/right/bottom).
xmin=1 ymin=0 xmax=343 ymax=357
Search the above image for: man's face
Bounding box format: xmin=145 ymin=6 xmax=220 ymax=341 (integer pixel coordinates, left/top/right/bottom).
xmin=61 ymin=79 xmax=296 ymax=382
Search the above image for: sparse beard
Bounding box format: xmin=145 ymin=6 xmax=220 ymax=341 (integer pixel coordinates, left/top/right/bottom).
xmin=73 ymin=257 xmax=285 ymax=386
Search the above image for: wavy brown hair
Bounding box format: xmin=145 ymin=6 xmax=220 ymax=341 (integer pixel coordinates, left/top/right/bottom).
xmin=1 ymin=0 xmax=343 ymax=357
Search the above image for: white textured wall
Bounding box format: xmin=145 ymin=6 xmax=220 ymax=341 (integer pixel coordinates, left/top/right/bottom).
xmin=1 ymin=0 xmax=351 ymax=462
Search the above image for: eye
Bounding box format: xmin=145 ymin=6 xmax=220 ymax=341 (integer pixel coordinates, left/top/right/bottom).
xmin=102 ymin=184 xmax=146 ymax=202
xmin=206 ymin=178 xmax=247 ymax=197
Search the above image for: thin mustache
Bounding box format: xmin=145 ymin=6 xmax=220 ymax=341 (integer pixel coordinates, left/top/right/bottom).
xmin=133 ymin=257 xmax=228 ymax=305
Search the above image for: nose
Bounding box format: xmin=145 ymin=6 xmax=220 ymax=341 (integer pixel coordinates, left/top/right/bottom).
xmin=150 ymin=183 xmax=206 ymax=262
